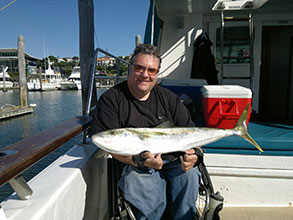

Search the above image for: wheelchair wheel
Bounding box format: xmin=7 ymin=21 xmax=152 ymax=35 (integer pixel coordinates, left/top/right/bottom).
xmin=196 ymin=163 xmax=224 ymax=220
xmin=195 ymin=182 xmax=211 ymax=220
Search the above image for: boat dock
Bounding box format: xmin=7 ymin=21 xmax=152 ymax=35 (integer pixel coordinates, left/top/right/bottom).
xmin=0 ymin=36 xmax=36 ymax=120
xmin=0 ymin=104 xmax=35 ymax=120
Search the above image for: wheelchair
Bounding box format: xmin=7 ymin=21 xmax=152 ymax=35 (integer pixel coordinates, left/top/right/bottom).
xmin=108 ymin=158 xmax=224 ymax=220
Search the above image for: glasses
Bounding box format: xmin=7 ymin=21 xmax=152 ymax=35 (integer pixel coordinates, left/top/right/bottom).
xmin=132 ymin=63 xmax=159 ymax=76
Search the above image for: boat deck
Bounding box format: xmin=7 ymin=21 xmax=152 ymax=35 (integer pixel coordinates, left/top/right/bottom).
xmin=220 ymin=207 xmax=293 ymax=220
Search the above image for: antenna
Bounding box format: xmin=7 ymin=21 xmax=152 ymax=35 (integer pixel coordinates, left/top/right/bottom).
xmin=0 ymin=0 xmax=17 ymax=12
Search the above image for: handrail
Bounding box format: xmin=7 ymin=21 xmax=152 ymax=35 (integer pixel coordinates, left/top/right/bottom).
xmin=0 ymin=116 xmax=91 ymax=188
xmin=83 ymin=48 xmax=129 ymax=143
xmin=85 ymin=48 xmax=129 ymax=117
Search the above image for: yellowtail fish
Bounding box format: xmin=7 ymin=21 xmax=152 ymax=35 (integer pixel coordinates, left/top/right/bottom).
xmin=92 ymin=104 xmax=263 ymax=156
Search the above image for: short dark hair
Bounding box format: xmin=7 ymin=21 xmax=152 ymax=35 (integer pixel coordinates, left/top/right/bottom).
xmin=130 ymin=44 xmax=161 ymax=68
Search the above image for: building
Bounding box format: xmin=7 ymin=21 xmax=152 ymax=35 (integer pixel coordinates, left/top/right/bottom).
xmin=96 ymin=56 xmax=116 ymax=66
xmin=0 ymin=48 xmax=42 ymax=74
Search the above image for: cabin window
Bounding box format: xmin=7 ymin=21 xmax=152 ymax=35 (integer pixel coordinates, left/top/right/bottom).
xmin=216 ymin=26 xmax=250 ymax=64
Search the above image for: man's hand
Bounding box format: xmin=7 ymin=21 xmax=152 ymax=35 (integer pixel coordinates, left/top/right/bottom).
xmin=143 ymin=152 xmax=163 ymax=170
xmin=180 ymin=148 xmax=198 ymax=172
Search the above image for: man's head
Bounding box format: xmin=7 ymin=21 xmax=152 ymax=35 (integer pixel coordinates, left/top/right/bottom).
xmin=128 ymin=44 xmax=161 ymax=100
xmin=130 ymin=44 xmax=161 ymax=69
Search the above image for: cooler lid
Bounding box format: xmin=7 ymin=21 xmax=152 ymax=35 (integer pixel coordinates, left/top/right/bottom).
xmin=201 ymin=85 xmax=252 ymax=98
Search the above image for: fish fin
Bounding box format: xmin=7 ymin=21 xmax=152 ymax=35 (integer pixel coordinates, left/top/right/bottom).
xmin=234 ymin=104 xmax=264 ymax=152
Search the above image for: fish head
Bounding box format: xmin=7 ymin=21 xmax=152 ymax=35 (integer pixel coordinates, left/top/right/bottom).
xmin=91 ymin=128 xmax=135 ymax=155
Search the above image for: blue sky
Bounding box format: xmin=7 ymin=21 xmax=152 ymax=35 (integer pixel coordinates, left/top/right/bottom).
xmin=0 ymin=0 xmax=150 ymax=59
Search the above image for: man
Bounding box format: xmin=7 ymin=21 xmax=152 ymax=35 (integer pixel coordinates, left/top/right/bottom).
xmin=90 ymin=44 xmax=202 ymax=219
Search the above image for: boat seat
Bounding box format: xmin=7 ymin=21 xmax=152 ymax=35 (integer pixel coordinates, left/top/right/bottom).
xmin=204 ymin=122 xmax=293 ymax=156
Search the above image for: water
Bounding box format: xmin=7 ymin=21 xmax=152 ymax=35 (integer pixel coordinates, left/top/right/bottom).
xmin=0 ymin=89 xmax=106 ymax=202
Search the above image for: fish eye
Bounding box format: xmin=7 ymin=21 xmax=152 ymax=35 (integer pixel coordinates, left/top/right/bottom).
xmin=110 ymin=131 xmax=115 ymax=135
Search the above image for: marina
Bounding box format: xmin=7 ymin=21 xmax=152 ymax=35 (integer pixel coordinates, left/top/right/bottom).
xmin=1 ymin=0 xmax=293 ymax=219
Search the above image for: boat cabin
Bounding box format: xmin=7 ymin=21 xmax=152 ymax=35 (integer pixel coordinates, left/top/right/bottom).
xmin=145 ymin=0 xmax=293 ymax=124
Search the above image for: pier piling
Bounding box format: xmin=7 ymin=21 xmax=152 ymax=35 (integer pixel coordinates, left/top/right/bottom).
xmin=18 ymin=35 xmax=28 ymax=107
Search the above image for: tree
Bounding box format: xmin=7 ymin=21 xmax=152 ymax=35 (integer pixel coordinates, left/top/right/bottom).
xmin=48 ymin=55 xmax=58 ymax=63
xmin=63 ymin=66 xmax=73 ymax=77
xmin=72 ymin=56 xmax=79 ymax=61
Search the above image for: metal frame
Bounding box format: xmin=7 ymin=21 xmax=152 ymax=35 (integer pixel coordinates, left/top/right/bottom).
xmin=82 ymin=48 xmax=129 ymax=143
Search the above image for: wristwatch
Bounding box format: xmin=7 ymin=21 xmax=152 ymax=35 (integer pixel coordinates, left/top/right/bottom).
xmin=132 ymin=151 xmax=148 ymax=168
xmin=193 ymin=147 xmax=204 ymax=167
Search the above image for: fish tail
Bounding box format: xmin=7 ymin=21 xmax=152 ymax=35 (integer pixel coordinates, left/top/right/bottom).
xmin=234 ymin=104 xmax=263 ymax=152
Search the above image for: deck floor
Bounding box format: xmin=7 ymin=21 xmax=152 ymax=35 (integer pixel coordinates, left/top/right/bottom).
xmin=219 ymin=207 xmax=293 ymax=220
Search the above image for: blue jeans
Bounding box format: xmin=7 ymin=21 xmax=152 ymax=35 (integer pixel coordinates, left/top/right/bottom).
xmin=118 ymin=159 xmax=201 ymax=220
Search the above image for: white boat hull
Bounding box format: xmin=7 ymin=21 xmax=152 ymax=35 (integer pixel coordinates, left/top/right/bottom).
xmin=59 ymin=81 xmax=78 ymax=90
xmin=27 ymin=82 xmax=59 ymax=91
xmin=75 ymin=80 xmax=82 ymax=90
xmin=0 ymin=82 xmax=13 ymax=89
xmin=205 ymin=153 xmax=293 ymax=207
xmin=0 ymin=143 xmax=108 ymax=220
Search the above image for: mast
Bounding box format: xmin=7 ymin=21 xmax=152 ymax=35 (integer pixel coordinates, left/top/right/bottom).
xmin=78 ymin=0 xmax=97 ymax=115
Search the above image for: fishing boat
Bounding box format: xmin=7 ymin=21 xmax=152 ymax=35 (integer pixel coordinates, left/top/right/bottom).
xmin=27 ymin=59 xmax=62 ymax=91
xmin=59 ymin=66 xmax=82 ymax=90
xmin=0 ymin=67 xmax=14 ymax=89
xmin=1 ymin=0 xmax=293 ymax=219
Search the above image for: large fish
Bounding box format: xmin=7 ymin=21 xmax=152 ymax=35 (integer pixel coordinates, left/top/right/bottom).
xmin=92 ymin=104 xmax=263 ymax=156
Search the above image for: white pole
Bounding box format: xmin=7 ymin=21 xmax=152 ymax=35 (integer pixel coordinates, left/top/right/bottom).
xmin=2 ymin=65 xmax=7 ymax=92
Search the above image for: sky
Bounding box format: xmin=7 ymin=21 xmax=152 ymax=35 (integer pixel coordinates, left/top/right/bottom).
xmin=0 ymin=0 xmax=150 ymax=59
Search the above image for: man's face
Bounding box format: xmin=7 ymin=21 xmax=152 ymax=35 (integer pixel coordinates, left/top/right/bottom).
xmin=128 ymin=54 xmax=159 ymax=100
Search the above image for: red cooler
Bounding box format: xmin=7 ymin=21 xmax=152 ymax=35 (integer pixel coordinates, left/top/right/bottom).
xmin=201 ymin=85 xmax=252 ymax=129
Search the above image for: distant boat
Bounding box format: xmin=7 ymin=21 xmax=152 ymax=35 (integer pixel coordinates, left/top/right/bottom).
xmin=27 ymin=59 xmax=62 ymax=91
xmin=60 ymin=66 xmax=81 ymax=90
xmin=0 ymin=67 xmax=14 ymax=89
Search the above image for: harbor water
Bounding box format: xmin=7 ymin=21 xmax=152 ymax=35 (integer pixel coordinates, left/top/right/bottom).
xmin=0 ymin=89 xmax=106 ymax=202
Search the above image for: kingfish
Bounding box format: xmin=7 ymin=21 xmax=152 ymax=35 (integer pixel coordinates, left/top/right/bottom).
xmin=92 ymin=104 xmax=263 ymax=156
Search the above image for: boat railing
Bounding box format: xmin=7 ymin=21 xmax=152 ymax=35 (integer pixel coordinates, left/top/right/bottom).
xmin=83 ymin=48 xmax=129 ymax=141
xmin=0 ymin=116 xmax=91 ymax=200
